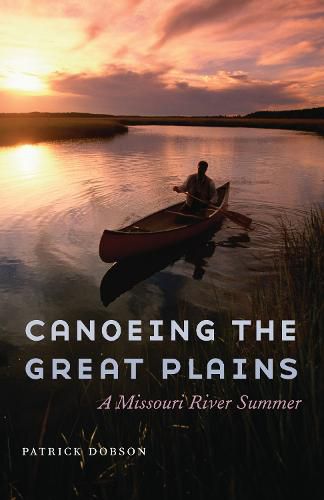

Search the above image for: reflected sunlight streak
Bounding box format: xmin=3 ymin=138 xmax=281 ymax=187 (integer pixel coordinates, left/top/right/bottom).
xmin=0 ymin=143 xmax=88 ymax=219
xmin=12 ymin=144 xmax=42 ymax=177
xmin=0 ymin=144 xmax=60 ymax=216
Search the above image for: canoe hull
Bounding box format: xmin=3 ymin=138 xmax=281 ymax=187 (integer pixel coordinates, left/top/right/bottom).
xmin=99 ymin=182 xmax=230 ymax=263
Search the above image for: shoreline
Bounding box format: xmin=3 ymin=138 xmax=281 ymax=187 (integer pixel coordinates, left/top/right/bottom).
xmin=1 ymin=113 xmax=324 ymax=147
xmin=119 ymin=116 xmax=324 ymax=136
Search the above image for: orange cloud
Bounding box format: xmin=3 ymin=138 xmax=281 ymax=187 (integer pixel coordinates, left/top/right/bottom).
xmin=46 ymin=68 xmax=303 ymax=115
xmin=258 ymin=41 xmax=315 ymax=66
xmin=1 ymin=0 xmax=324 ymax=113
xmin=155 ymin=0 xmax=253 ymax=48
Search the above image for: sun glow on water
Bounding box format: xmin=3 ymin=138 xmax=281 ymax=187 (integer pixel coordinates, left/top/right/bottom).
xmin=0 ymin=143 xmax=87 ymax=218
xmin=12 ymin=144 xmax=42 ymax=176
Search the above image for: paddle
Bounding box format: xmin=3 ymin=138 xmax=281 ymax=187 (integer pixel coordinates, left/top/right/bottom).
xmin=183 ymin=191 xmax=252 ymax=229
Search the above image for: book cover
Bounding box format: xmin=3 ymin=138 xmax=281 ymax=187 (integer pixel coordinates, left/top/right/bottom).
xmin=0 ymin=1 xmax=323 ymax=499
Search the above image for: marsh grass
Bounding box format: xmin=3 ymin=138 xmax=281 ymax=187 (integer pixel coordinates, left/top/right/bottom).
xmin=2 ymin=209 xmax=323 ymax=500
xmin=0 ymin=116 xmax=127 ymax=146
xmin=252 ymin=207 xmax=324 ymax=470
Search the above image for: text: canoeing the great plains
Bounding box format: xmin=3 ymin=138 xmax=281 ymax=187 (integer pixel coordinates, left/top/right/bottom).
xmin=23 ymin=319 xmax=298 ymax=381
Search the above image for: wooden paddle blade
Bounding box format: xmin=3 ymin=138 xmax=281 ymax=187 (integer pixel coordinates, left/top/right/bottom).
xmin=222 ymin=209 xmax=252 ymax=228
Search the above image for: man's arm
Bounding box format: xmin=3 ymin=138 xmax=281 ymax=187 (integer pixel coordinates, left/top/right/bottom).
xmin=173 ymin=175 xmax=191 ymax=193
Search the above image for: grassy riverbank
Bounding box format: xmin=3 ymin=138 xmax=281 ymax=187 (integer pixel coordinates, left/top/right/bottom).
xmin=254 ymin=207 xmax=323 ymax=330
xmin=1 ymin=111 xmax=324 ymax=147
xmin=118 ymin=116 xmax=324 ymax=135
xmin=118 ymin=106 xmax=324 ymax=134
xmin=250 ymin=207 xmax=324 ymax=496
xmin=0 ymin=115 xmax=127 ymax=146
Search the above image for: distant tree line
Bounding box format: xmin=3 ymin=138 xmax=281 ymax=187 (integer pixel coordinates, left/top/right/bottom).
xmin=1 ymin=107 xmax=324 ymax=120
xmin=245 ymin=107 xmax=324 ymax=119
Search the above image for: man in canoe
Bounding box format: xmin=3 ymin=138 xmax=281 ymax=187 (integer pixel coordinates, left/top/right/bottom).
xmin=173 ymin=160 xmax=218 ymax=212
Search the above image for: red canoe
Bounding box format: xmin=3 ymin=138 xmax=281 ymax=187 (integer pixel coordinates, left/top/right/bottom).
xmin=99 ymin=181 xmax=230 ymax=263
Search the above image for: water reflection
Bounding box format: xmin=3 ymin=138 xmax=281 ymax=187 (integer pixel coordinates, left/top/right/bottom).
xmin=10 ymin=144 xmax=42 ymax=177
xmin=100 ymin=229 xmax=220 ymax=306
xmin=100 ymin=224 xmax=253 ymax=306
xmin=185 ymin=240 xmax=216 ymax=280
xmin=217 ymin=232 xmax=250 ymax=248
xmin=0 ymin=143 xmax=58 ymax=217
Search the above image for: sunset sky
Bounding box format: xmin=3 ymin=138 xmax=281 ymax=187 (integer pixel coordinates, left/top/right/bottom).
xmin=1 ymin=0 xmax=324 ymax=115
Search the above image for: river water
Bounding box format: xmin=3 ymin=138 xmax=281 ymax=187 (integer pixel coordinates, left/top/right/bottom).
xmin=0 ymin=125 xmax=323 ymax=346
